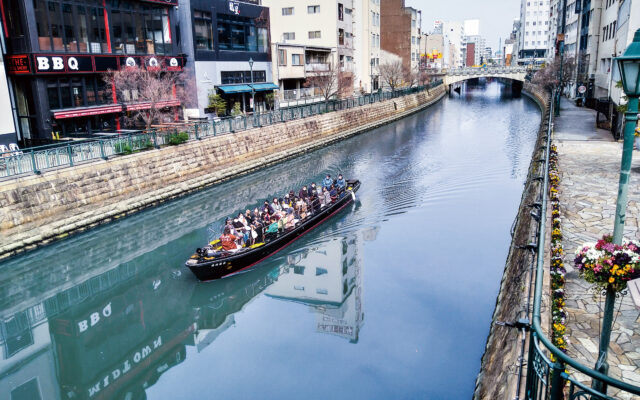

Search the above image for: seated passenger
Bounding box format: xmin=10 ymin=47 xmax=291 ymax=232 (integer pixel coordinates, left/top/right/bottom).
xmin=329 ymin=185 xmax=338 ymax=202
xmin=284 ymin=208 xmax=296 ymax=230
xmin=311 ymin=194 xmax=321 ymax=211
xmin=336 ymin=174 xmax=346 ymax=190
xmin=262 ymin=200 xmax=274 ymax=215
xmin=266 ymin=217 xmax=279 ymax=234
xmin=219 ymin=227 xmax=238 ymax=251
xmin=299 ymin=186 xmax=308 ymax=199
xmin=271 ymin=198 xmax=282 ymax=213
xmin=308 ymin=183 xmax=318 ymax=197
xmin=322 ymin=174 xmax=333 ymax=189
xmin=322 ymin=187 xmax=331 ymax=206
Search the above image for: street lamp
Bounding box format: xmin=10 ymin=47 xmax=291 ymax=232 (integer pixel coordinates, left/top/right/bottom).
xmin=593 ymin=28 xmax=640 ymax=394
xmin=248 ymin=57 xmax=255 ymax=113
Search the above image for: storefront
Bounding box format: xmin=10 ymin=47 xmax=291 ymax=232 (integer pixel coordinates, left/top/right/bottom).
xmin=2 ymin=0 xmax=184 ymax=143
xmin=179 ymin=0 xmax=277 ymax=117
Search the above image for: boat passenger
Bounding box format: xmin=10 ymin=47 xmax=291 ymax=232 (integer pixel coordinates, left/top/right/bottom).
xmin=322 ymin=174 xmax=333 ymax=189
xmin=311 ymin=194 xmax=321 ymax=212
xmin=219 ymin=227 xmax=238 ymax=251
xmin=262 ymin=200 xmax=274 ymax=215
xmin=271 ymin=198 xmax=282 ymax=213
xmin=329 ymin=185 xmax=338 ymax=202
xmin=299 ymin=186 xmax=308 ymax=199
xmin=309 ymin=183 xmax=318 ymax=197
xmin=336 ymin=174 xmax=346 ymax=190
xmin=284 ymin=208 xmax=296 ymax=230
xmin=323 ymin=187 xmax=331 ymax=206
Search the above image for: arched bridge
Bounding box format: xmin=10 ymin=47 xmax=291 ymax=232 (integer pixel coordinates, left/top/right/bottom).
xmin=443 ymin=67 xmax=528 ymax=86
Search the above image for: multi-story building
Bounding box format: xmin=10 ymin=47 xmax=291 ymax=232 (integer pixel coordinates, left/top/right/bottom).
xmin=3 ymin=0 xmax=184 ymax=142
xmin=380 ymin=0 xmax=419 ymax=71
xmin=465 ymin=35 xmax=486 ymax=65
xmin=592 ymin=0 xmax=621 ymax=99
xmin=354 ymin=0 xmax=381 ymax=93
xmin=0 ymin=22 xmax=18 ymax=147
xmin=264 ymin=0 xmax=355 ymax=101
xmin=465 ymin=42 xmax=476 ymax=67
xmin=546 ymin=0 xmax=560 ymax=63
xmin=442 ymin=21 xmax=465 ymax=67
xmin=178 ymin=0 xmax=276 ymax=116
xmin=517 ymin=0 xmax=550 ymax=65
xmin=464 ymin=19 xmax=480 ymax=37
xmin=421 ymin=33 xmax=444 ymax=70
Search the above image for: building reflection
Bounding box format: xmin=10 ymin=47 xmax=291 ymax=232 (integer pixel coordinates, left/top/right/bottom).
xmin=265 ymin=235 xmax=364 ymax=343
xmin=0 ymin=234 xmax=364 ymax=399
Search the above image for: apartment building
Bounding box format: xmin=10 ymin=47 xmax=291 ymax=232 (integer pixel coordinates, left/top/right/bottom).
xmin=354 ymin=0 xmax=381 ymax=93
xmin=466 ymin=35 xmax=486 ymax=65
xmin=517 ymin=0 xmax=550 ymax=65
xmin=380 ymin=0 xmax=419 ymax=70
xmin=442 ymin=21 xmax=465 ymax=68
xmin=421 ymin=33 xmax=445 ymax=70
xmin=264 ymin=0 xmax=355 ymax=100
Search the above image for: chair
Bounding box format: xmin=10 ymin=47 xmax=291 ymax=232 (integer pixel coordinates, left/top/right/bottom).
xmin=8 ymin=143 xmax=22 ymax=155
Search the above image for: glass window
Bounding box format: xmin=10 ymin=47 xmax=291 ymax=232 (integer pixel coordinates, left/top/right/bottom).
xmin=62 ymin=3 xmax=76 ymax=51
xmin=89 ymin=7 xmax=108 ymax=53
xmin=338 ymin=28 xmax=344 ymax=45
xmin=49 ymin=2 xmax=64 ymax=51
xmin=72 ymin=78 xmax=83 ymax=107
xmin=278 ymin=49 xmax=286 ymax=65
xmin=307 ymin=5 xmax=320 ymax=13
xmin=111 ymin=9 xmax=124 ymax=53
xmin=282 ymin=7 xmax=293 ymax=16
xmin=60 ymin=81 xmax=72 ymax=108
xmin=246 ymin=24 xmax=257 ymax=52
xmin=86 ymin=78 xmax=96 ymax=105
xmin=308 ymin=31 xmax=321 ymax=39
xmin=47 ymin=85 xmax=60 ymax=109
xmin=194 ymin=10 xmax=213 ymax=50
xmin=257 ymin=27 xmax=267 ymax=53
xmin=283 ymin=32 xmax=294 ymax=40
xmin=338 ymin=3 xmax=343 ymax=20
xmin=34 ymin=0 xmax=51 ymax=50
xmin=292 ymin=54 xmax=302 ymax=65
xmin=76 ymin=6 xmax=89 ymax=52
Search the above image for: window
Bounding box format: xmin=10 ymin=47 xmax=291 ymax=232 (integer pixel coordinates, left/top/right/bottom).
xmin=220 ymin=70 xmax=266 ymax=84
xmin=308 ymin=30 xmax=321 ymax=39
xmin=217 ymin=13 xmax=269 ymax=53
xmin=194 ymin=10 xmax=213 ymax=50
xmin=307 ymin=5 xmax=320 ymax=14
xmin=282 ymin=7 xmax=293 ymax=16
xmin=278 ymin=49 xmax=286 ymax=65
xmin=338 ymin=3 xmax=343 ymax=20
xmin=338 ymin=28 xmax=344 ymax=45
xmin=292 ymin=53 xmax=302 ymax=65
xmin=283 ymin=32 xmax=295 ymax=40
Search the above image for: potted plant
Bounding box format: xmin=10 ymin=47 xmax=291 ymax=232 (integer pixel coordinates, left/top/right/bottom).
xmin=574 ymin=235 xmax=640 ymax=292
xmin=206 ymin=91 xmax=227 ymax=117
xmin=231 ymin=102 xmax=243 ymax=118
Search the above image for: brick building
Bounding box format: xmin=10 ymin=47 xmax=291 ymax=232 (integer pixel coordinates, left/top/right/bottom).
xmin=380 ymin=0 xmax=418 ymax=70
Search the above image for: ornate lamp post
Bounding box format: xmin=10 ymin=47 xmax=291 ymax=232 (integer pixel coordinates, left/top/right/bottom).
xmin=594 ymin=28 xmax=640 ymax=393
xmin=249 ymin=57 xmax=255 ymax=112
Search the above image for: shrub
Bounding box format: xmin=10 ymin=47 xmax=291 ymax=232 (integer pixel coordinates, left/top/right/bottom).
xmin=167 ymin=131 xmax=189 ymax=145
xmin=114 ymin=141 xmax=133 ymax=154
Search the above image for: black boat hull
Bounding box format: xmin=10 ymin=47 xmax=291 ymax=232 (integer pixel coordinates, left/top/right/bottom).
xmin=186 ymin=180 xmax=360 ymax=281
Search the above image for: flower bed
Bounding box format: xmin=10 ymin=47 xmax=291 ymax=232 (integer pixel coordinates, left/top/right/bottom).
xmin=548 ymin=144 xmax=569 ymax=354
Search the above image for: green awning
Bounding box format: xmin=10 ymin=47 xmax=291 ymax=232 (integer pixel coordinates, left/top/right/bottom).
xmin=250 ymin=83 xmax=279 ymax=91
xmin=218 ymin=84 xmax=252 ymax=94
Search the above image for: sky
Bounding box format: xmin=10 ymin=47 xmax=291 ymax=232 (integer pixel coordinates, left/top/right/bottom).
xmin=405 ymin=0 xmax=521 ymax=51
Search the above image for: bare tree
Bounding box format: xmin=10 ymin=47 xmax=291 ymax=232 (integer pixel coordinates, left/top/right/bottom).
xmin=378 ymin=60 xmax=404 ymax=91
xmin=103 ymin=60 xmax=193 ymax=129
xmin=304 ymin=60 xmax=350 ymax=102
xmin=532 ymin=56 xmax=576 ymax=92
xmin=403 ymin=66 xmax=420 ymax=88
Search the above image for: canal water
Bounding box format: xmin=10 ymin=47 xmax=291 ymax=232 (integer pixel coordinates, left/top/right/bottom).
xmin=0 ymin=81 xmax=540 ymax=400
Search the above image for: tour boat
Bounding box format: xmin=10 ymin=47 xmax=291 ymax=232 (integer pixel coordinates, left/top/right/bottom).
xmin=185 ymin=179 xmax=360 ymax=281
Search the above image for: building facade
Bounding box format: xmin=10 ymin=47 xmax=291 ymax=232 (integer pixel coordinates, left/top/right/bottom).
xmin=442 ymin=21 xmax=464 ymax=68
xmin=354 ymin=0 xmax=381 ymax=93
xmin=380 ymin=0 xmax=415 ymax=71
xmin=517 ymin=0 xmax=550 ymax=65
xmin=3 ymin=0 xmax=185 ymax=142
xmin=178 ymin=0 xmax=275 ymax=117
xmin=264 ymin=0 xmax=355 ymax=101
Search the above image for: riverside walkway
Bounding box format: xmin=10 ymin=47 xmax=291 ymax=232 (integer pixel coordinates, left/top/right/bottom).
xmin=554 ymin=97 xmax=640 ymax=397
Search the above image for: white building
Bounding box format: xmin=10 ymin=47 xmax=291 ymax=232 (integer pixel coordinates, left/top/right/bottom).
xmin=264 ymin=0 xmax=356 ymax=100
xmin=464 ymin=19 xmax=480 ymax=37
xmin=517 ymin=0 xmax=550 ymax=65
xmin=354 ymin=0 xmax=381 ymax=93
xmin=410 ymin=8 xmax=422 ymax=70
xmin=442 ymin=21 xmax=465 ymax=67
xmin=466 ymin=35 xmax=486 ymax=65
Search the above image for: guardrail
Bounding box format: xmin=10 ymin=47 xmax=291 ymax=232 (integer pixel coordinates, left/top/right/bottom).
xmin=0 ymin=80 xmax=442 ymax=179
xmin=523 ymin=90 xmax=640 ymax=399
xmin=446 ymin=67 xmax=528 ymax=76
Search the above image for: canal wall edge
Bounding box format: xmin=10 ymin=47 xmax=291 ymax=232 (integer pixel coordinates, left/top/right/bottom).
xmin=474 ymin=84 xmax=550 ymax=399
xmin=0 ymin=86 xmax=445 ymax=258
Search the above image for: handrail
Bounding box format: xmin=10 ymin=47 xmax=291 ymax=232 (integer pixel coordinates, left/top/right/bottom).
xmin=526 ymin=89 xmax=640 ymax=396
xmin=0 ymin=81 xmax=443 ymax=179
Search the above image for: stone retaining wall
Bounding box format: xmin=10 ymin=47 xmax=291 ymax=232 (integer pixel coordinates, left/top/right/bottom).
xmin=474 ymin=85 xmax=551 ymax=399
xmin=0 ymin=86 xmax=445 ymax=258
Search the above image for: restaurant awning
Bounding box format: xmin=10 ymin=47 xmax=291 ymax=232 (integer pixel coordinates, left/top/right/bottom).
xmin=218 ymin=84 xmax=253 ymax=94
xmin=250 ymin=83 xmax=279 ymax=92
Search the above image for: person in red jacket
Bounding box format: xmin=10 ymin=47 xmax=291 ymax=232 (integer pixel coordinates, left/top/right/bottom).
xmin=219 ymin=227 xmax=238 ymax=251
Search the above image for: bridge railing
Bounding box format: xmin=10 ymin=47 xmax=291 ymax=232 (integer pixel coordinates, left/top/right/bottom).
xmin=522 ymin=90 xmax=640 ymax=399
xmin=0 ymin=80 xmax=443 ymax=179
xmin=445 ymin=67 xmax=528 ymax=76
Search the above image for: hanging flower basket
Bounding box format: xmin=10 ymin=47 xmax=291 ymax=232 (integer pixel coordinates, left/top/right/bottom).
xmin=574 ymin=235 xmax=640 ymax=292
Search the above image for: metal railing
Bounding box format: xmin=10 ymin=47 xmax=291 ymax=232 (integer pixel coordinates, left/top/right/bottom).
xmin=446 ymin=66 xmax=528 ymax=76
xmin=523 ymin=90 xmax=640 ymax=399
xmin=0 ymin=80 xmax=442 ymax=179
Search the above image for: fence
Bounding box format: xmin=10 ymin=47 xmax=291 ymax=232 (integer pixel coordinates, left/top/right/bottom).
xmin=0 ymin=81 xmax=442 ymax=179
xmin=523 ymin=91 xmax=640 ymax=399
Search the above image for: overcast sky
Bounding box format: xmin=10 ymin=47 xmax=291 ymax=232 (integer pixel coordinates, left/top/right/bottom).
xmin=405 ymin=0 xmax=520 ymax=51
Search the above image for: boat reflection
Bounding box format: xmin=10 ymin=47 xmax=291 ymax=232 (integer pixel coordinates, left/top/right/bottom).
xmin=0 ymin=233 xmax=366 ymax=399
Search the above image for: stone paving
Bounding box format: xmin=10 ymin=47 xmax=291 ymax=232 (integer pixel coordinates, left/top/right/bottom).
xmin=554 ymin=97 xmax=640 ymax=398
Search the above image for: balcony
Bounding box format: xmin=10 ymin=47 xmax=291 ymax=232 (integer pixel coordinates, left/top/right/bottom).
xmin=305 ymin=63 xmax=330 ymax=73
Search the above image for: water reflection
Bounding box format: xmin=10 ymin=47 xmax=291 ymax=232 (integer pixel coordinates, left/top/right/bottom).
xmin=0 ymin=230 xmax=364 ymax=400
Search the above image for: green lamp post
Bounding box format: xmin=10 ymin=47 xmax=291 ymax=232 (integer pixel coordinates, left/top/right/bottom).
xmin=593 ymin=28 xmax=640 ymax=394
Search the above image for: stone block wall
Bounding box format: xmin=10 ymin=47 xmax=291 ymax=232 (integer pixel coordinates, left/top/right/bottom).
xmin=0 ymin=86 xmax=445 ymax=257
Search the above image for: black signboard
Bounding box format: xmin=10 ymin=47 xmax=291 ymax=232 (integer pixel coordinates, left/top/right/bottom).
xmin=6 ymin=54 xmax=184 ymax=75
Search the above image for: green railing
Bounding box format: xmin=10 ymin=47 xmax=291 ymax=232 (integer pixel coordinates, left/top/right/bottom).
xmin=524 ymin=91 xmax=640 ymax=399
xmin=0 ymin=81 xmax=442 ymax=179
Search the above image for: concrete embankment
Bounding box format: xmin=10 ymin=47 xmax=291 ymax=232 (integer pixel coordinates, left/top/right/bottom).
xmin=0 ymin=85 xmax=445 ymax=258
xmin=474 ymin=84 xmax=550 ymax=399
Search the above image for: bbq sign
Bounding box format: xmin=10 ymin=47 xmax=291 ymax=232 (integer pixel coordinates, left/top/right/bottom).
xmin=34 ymin=55 xmax=93 ymax=73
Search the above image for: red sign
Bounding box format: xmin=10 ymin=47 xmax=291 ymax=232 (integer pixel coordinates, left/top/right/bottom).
xmin=6 ymin=55 xmax=31 ymax=74
xmin=54 ymin=105 xmax=123 ymax=119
